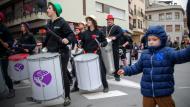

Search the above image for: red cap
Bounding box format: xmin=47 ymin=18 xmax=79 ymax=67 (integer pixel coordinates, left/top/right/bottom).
xmin=106 ymin=14 xmax=114 ymax=20
xmin=8 ymin=54 xmax=29 ymax=61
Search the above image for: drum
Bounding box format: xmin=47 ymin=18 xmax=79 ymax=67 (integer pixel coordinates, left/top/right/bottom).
xmin=71 ymin=48 xmax=83 ymax=57
xmin=74 ymin=53 xmax=102 ymax=91
xmin=8 ymin=54 xmax=29 ymax=81
xmin=27 ymin=53 xmax=64 ymax=101
xmin=101 ymin=38 xmax=115 ymax=74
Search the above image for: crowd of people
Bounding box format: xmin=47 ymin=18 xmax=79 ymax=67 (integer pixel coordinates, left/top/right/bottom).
xmin=0 ymin=1 xmax=190 ymax=107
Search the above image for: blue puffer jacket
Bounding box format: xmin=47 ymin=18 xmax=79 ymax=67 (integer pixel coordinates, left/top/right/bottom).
xmin=124 ymin=26 xmax=190 ymax=97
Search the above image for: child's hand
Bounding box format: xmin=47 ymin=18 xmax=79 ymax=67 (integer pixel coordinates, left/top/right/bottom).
xmin=117 ymin=69 xmax=125 ymax=76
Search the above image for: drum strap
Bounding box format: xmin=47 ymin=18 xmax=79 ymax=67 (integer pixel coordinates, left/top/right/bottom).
xmin=106 ymin=25 xmax=116 ymax=37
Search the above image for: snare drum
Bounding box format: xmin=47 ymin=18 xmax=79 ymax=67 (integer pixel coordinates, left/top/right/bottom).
xmin=74 ymin=53 xmax=102 ymax=91
xmin=27 ymin=53 xmax=64 ymax=101
xmin=8 ymin=54 xmax=29 ymax=81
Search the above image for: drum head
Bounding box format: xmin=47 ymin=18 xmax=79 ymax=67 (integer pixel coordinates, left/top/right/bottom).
xmin=71 ymin=49 xmax=83 ymax=56
xmin=27 ymin=53 xmax=60 ymax=60
xmin=8 ymin=54 xmax=29 ymax=61
xmin=74 ymin=53 xmax=98 ymax=62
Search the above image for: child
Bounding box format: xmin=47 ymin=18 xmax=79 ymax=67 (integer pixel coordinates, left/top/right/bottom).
xmin=117 ymin=25 xmax=190 ymax=107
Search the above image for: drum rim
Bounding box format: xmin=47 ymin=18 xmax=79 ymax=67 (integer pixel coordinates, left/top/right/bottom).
xmin=27 ymin=53 xmax=60 ymax=61
xmin=74 ymin=53 xmax=99 ymax=62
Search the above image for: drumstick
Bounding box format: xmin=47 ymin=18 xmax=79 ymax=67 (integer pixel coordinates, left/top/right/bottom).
xmin=91 ymin=35 xmax=101 ymax=48
xmin=46 ymin=28 xmax=63 ymax=43
xmin=0 ymin=38 xmax=9 ymax=49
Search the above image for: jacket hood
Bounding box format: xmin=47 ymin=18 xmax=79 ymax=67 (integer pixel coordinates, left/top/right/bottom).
xmin=144 ymin=25 xmax=167 ymax=51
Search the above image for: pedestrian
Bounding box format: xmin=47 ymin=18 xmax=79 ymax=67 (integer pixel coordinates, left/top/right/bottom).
xmin=80 ymin=15 xmax=109 ymax=93
xmin=0 ymin=11 xmax=15 ymax=99
xmin=117 ymin=25 xmax=190 ymax=107
xmin=102 ymin=14 xmax=123 ymax=81
xmin=119 ymin=30 xmax=133 ymax=66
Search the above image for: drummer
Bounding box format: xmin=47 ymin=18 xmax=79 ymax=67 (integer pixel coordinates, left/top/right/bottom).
xmin=70 ymin=25 xmax=86 ymax=92
xmin=43 ymin=2 xmax=75 ymax=106
xmin=0 ymin=11 xmax=15 ymax=98
xmin=16 ymin=22 xmax=36 ymax=55
xmin=12 ymin=22 xmax=36 ymax=84
xmin=79 ymin=15 xmax=109 ymax=93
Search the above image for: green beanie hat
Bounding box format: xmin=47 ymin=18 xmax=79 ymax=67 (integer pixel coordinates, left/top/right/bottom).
xmin=48 ymin=2 xmax=62 ymax=17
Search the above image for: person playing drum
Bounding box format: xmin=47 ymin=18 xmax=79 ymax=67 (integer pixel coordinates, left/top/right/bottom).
xmin=79 ymin=15 xmax=109 ymax=93
xmin=0 ymin=11 xmax=15 ymax=99
xmin=28 ymin=2 xmax=75 ymax=106
xmin=45 ymin=2 xmax=75 ymax=106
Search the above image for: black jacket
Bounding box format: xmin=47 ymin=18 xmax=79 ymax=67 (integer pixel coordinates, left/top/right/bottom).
xmin=0 ymin=23 xmax=13 ymax=57
xmin=80 ymin=29 xmax=107 ymax=53
xmin=119 ymin=34 xmax=133 ymax=49
xmin=102 ymin=24 xmax=123 ymax=50
xmin=17 ymin=32 xmax=36 ymax=54
xmin=44 ymin=17 xmax=75 ymax=53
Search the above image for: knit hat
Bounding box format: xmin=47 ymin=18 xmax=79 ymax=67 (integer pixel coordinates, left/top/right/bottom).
xmin=48 ymin=2 xmax=62 ymax=17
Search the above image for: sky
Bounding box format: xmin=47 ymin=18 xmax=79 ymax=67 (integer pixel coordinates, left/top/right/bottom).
xmin=155 ymin=0 xmax=188 ymax=10
xmin=173 ymin=0 xmax=188 ymax=10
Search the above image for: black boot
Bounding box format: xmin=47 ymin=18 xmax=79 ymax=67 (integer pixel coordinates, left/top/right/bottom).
xmin=71 ymin=81 xmax=79 ymax=92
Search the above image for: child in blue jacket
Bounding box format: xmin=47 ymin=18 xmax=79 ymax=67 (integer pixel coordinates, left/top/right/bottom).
xmin=118 ymin=25 xmax=190 ymax=107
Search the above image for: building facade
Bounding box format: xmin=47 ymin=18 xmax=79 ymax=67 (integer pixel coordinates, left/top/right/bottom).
xmin=146 ymin=4 xmax=185 ymax=43
xmin=0 ymin=0 xmax=130 ymax=35
xmin=129 ymin=0 xmax=146 ymax=44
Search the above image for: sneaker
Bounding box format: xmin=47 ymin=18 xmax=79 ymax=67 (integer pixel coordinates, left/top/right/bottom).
xmin=6 ymin=89 xmax=15 ymax=99
xmin=14 ymin=81 xmax=21 ymax=85
xmin=26 ymin=97 xmax=41 ymax=103
xmin=71 ymin=87 xmax=79 ymax=92
xmin=63 ymin=97 xmax=71 ymax=106
xmin=103 ymin=87 xmax=109 ymax=93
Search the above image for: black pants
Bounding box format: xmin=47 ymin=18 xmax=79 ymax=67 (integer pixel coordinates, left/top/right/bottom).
xmin=113 ymin=48 xmax=120 ymax=78
xmin=60 ymin=52 xmax=71 ymax=98
xmin=0 ymin=58 xmax=13 ymax=90
xmin=99 ymin=53 xmax=108 ymax=88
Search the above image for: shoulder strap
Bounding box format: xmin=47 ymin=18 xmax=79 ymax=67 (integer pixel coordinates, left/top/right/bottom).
xmin=106 ymin=25 xmax=116 ymax=37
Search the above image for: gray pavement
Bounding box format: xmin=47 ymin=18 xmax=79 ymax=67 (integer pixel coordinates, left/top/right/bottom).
xmin=0 ymin=62 xmax=190 ymax=107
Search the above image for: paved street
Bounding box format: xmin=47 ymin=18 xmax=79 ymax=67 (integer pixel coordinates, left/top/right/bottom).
xmin=0 ymin=62 xmax=190 ymax=107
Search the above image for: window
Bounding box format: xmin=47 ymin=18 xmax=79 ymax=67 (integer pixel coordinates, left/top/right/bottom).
xmin=166 ymin=13 xmax=172 ymax=20
xmin=148 ymin=15 xmax=152 ymax=20
xmin=166 ymin=25 xmax=173 ymax=32
xmin=159 ymin=13 xmax=164 ymax=20
xmin=96 ymin=2 xmax=103 ymax=12
xmin=110 ymin=7 xmax=125 ymax=19
xmin=134 ymin=5 xmax=136 ymax=15
xmin=175 ymin=12 xmax=180 ymax=19
xmin=133 ymin=19 xmax=136 ymax=28
xmin=141 ymin=21 xmax=143 ymax=29
xmin=175 ymin=25 xmax=180 ymax=32
xmin=138 ymin=19 xmax=141 ymax=29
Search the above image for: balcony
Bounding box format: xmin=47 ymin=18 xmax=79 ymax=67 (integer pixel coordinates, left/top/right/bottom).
xmin=5 ymin=12 xmax=48 ymax=27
